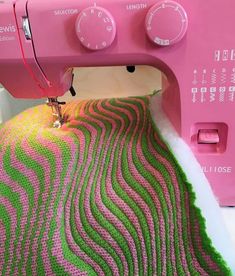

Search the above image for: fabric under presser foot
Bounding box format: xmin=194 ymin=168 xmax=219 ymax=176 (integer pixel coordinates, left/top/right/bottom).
xmin=0 ymin=95 xmax=234 ymax=275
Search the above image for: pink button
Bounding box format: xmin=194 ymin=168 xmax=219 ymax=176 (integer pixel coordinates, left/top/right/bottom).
xmin=76 ymin=6 xmax=116 ymax=51
xmin=145 ymin=0 xmax=188 ymax=46
xmin=198 ymin=129 xmax=220 ymax=144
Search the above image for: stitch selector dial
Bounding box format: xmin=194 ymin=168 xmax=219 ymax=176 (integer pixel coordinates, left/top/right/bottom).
xmin=145 ymin=0 xmax=188 ymax=46
xmin=76 ymin=6 xmax=116 ymax=50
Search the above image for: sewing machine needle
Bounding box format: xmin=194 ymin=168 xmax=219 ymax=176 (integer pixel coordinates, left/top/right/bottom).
xmin=46 ymin=98 xmax=65 ymax=128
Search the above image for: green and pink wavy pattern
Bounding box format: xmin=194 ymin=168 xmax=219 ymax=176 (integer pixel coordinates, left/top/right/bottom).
xmin=0 ymin=96 xmax=231 ymax=275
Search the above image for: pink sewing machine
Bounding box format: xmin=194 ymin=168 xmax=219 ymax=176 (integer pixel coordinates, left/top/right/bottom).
xmin=0 ymin=0 xmax=235 ymax=206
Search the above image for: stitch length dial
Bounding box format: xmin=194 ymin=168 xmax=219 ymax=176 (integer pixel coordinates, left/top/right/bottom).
xmin=76 ymin=6 xmax=116 ymax=50
xmin=145 ymin=0 xmax=188 ymax=46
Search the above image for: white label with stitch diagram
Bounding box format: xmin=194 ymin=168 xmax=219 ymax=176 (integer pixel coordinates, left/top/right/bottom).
xmin=191 ymin=68 xmax=235 ymax=103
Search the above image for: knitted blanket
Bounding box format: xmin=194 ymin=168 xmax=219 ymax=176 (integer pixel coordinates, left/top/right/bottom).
xmin=0 ymin=96 xmax=232 ymax=275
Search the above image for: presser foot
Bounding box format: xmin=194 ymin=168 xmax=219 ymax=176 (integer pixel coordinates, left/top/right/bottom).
xmin=46 ymin=98 xmax=66 ymax=128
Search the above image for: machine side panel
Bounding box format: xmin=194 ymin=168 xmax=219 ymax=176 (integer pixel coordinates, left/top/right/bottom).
xmin=0 ymin=1 xmax=45 ymax=98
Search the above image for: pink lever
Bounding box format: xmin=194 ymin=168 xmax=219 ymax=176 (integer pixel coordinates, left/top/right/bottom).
xmin=198 ymin=129 xmax=220 ymax=144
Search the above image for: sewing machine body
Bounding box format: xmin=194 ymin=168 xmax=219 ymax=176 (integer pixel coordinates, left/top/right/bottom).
xmin=0 ymin=0 xmax=235 ymax=205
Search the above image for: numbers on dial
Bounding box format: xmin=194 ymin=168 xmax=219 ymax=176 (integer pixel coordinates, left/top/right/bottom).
xmin=76 ymin=7 xmax=116 ymax=50
xmin=145 ymin=0 xmax=188 ymax=46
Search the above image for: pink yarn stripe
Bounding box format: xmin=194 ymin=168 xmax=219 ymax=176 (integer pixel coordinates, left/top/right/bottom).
xmin=84 ymin=100 xmax=140 ymax=273
xmin=105 ymin=99 xmax=158 ymax=274
xmin=0 ymin=197 xmax=17 ymax=275
xmin=146 ymin=123 xmax=191 ymax=274
xmin=63 ymin=127 xmax=105 ymax=275
xmin=50 ymin=135 xmax=87 ymax=275
xmin=9 ymin=140 xmax=44 ymax=275
xmin=0 ymin=219 xmax=7 ymax=273
xmin=71 ymin=121 xmax=120 ymax=274
xmin=68 ymin=100 xmax=119 ymax=274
